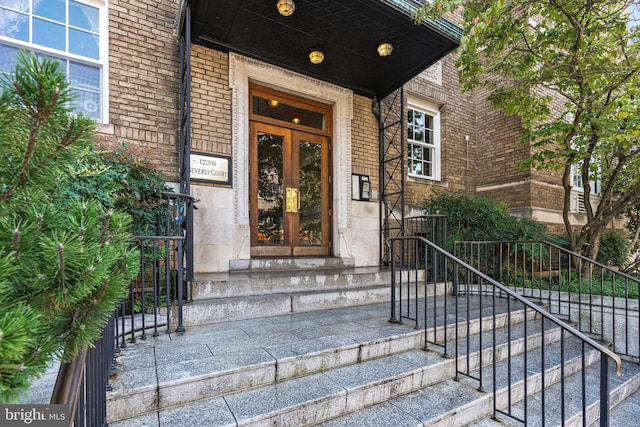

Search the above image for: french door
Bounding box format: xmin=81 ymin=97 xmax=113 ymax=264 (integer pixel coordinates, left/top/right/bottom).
xmin=249 ymin=122 xmax=331 ymax=256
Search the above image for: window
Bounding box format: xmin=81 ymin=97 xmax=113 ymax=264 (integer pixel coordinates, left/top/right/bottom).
xmin=0 ymin=0 xmax=107 ymax=122
xmin=571 ymin=162 xmax=601 ymax=193
xmin=407 ymin=98 xmax=441 ymax=181
xmin=570 ymin=163 xmax=584 ymax=189
xmin=570 ymin=162 xmax=601 ymax=213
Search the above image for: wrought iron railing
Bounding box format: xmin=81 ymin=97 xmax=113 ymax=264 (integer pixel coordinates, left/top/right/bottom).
xmin=50 ymin=312 xmax=117 ymax=426
xmin=389 ymin=236 xmax=622 ymax=426
xmin=118 ymin=235 xmax=188 ymax=347
xmin=453 ymin=240 xmax=640 ymax=362
xmin=404 ymin=215 xmax=447 ymax=246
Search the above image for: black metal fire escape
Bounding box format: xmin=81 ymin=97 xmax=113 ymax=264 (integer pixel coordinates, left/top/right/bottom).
xmin=177 ymin=3 xmax=194 ymax=282
xmin=378 ymin=87 xmax=405 ymax=265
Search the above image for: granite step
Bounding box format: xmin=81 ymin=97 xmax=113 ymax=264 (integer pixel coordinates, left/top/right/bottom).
xmin=316 ymin=334 xmax=632 ymax=427
xmin=181 ymin=268 xmax=437 ymax=326
xmin=609 ymin=377 xmax=640 ymax=427
xmin=180 ymin=284 xmax=394 ymax=326
xmin=191 ymin=267 xmax=395 ymax=300
xmin=107 ymin=298 xmax=543 ymax=425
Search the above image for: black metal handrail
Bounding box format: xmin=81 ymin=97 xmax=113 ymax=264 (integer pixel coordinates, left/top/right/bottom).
xmin=160 ymin=191 xmax=196 ymax=282
xmin=50 ymin=235 xmax=188 ymax=426
xmin=50 ymin=312 xmax=117 ymax=427
xmin=453 ymin=240 xmax=640 ymax=361
xmin=389 ymin=236 xmax=621 ymax=426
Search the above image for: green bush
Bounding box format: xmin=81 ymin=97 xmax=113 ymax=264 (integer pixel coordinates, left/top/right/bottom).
xmin=60 ymin=141 xmax=168 ymax=236
xmin=548 ymin=229 xmax=629 ymax=269
xmin=421 ymin=191 xmax=547 ymax=246
xmin=595 ymin=229 xmax=629 ymax=269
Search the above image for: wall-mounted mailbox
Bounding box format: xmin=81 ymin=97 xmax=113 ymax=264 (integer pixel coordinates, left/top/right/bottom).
xmin=352 ymin=174 xmax=370 ymax=201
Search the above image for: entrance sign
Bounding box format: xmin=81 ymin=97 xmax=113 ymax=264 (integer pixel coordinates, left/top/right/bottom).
xmin=190 ymin=152 xmax=231 ymax=184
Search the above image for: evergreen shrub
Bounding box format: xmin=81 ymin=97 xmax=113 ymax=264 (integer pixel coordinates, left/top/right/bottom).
xmin=0 ymin=51 xmax=139 ymax=402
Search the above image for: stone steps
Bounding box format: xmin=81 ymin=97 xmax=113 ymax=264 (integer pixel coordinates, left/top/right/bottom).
xmin=317 ymin=342 xmax=640 ymax=427
xmin=106 ymin=265 xmax=640 ymax=427
xmin=182 ymin=267 xmax=434 ymax=326
xmin=107 ymin=296 xmax=541 ymax=426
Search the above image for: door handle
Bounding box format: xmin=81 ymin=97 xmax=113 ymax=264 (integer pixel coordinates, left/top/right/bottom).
xmin=286 ymin=187 xmax=299 ymax=213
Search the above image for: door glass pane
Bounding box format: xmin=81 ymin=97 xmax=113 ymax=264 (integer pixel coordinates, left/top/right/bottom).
xmin=252 ymin=96 xmax=325 ymax=130
xmin=298 ymin=139 xmax=322 ymax=245
xmin=257 ymin=132 xmax=284 ymax=245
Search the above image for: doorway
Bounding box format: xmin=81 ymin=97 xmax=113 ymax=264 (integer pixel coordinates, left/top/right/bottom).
xmin=249 ymin=86 xmax=332 ymax=257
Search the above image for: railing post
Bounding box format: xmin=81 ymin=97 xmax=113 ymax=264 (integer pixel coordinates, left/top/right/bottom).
xmin=176 ymin=238 xmax=186 ymax=333
xmin=600 ymin=357 xmax=611 ymax=427
xmin=389 ymin=240 xmax=398 ymax=323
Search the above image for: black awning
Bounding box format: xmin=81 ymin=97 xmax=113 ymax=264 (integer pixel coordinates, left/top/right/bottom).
xmin=180 ymin=0 xmax=461 ymax=99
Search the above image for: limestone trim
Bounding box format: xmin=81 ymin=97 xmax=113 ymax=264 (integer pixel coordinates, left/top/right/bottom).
xmin=476 ymin=179 xmax=563 ymax=193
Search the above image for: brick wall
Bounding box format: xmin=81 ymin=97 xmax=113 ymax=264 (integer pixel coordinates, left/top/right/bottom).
xmin=351 ymin=94 xmax=380 ymax=194
xmin=190 ymin=46 xmax=233 ymax=157
xmin=474 ymin=87 xmax=531 ymax=193
xmin=105 ymin=0 xmax=181 ymax=180
xmin=402 ymin=55 xmax=478 ymax=209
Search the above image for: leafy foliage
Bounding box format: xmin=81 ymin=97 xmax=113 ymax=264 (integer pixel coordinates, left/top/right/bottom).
xmin=421 ymin=191 xmax=547 ymax=248
xmin=61 ymin=142 xmax=168 ymax=236
xmin=551 ymin=229 xmax=631 ymax=269
xmin=0 ymin=51 xmax=139 ymax=402
xmin=416 ymin=0 xmax=640 ymax=263
xmin=596 ymin=229 xmax=630 ymax=269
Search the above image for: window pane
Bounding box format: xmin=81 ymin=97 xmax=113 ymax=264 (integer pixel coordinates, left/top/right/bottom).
xmin=33 ymin=18 xmax=65 ymax=51
xmin=0 ymin=1 xmax=28 ymax=12
xmin=425 ymin=115 xmax=433 ymax=130
xmin=410 ymin=160 xmax=422 ymax=175
xmin=33 ymin=0 xmax=65 ymax=23
xmin=69 ymin=28 xmax=99 ymax=59
xmin=414 ymin=129 xmax=425 ymax=143
xmin=71 ymin=88 xmax=100 ymax=119
xmin=0 ymin=43 xmax=18 ymax=74
xmin=69 ymin=61 xmax=100 ymax=91
xmin=425 ymin=129 xmax=433 ymax=145
xmin=70 ymin=1 xmax=99 ymax=32
xmin=257 ymin=132 xmax=285 ymax=245
xmin=414 ymin=111 xmax=424 ymax=127
xmin=424 ymin=161 xmax=432 ymax=177
xmin=424 ymin=147 xmax=433 ymax=162
xmin=0 ymin=9 xmax=29 ymax=41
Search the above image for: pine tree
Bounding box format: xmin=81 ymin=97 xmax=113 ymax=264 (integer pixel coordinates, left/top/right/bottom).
xmin=0 ymin=51 xmax=139 ymax=402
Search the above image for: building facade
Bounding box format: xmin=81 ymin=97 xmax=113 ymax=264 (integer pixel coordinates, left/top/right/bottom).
xmin=0 ymin=0 xmax=592 ymax=275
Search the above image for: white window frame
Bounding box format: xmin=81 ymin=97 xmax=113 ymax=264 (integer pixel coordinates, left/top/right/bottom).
xmin=570 ymin=162 xmax=601 ymax=213
xmin=407 ymin=97 xmax=441 ymax=181
xmin=570 ymin=163 xmax=584 ymax=190
xmin=0 ymin=0 xmax=109 ymax=124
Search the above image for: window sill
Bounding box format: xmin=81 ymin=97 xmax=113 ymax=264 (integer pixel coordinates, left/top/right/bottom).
xmin=407 ymin=175 xmax=448 ymax=188
xmin=96 ymin=123 xmax=114 ymax=135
